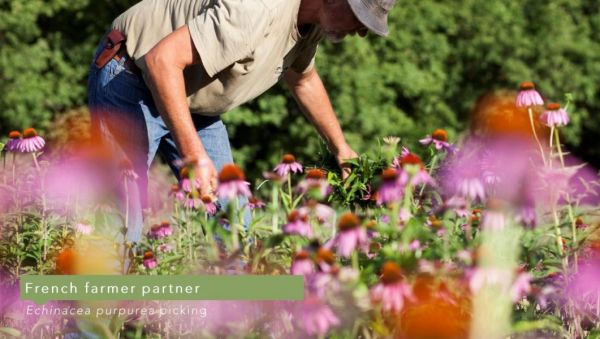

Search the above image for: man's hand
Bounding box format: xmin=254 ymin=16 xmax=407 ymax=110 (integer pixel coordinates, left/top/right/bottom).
xmin=335 ymin=144 xmax=358 ymax=180
xmin=189 ymin=157 xmax=219 ymax=200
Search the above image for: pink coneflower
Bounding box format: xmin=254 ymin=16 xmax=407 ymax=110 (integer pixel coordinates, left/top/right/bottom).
xmin=216 ymin=164 xmax=251 ymax=199
xmin=119 ymin=158 xmax=139 ymax=180
xmin=157 ymin=244 xmax=174 ymax=253
xmin=5 ymin=131 xmax=22 ymax=152
xmin=515 ymin=81 xmax=544 ymax=107
xmin=201 ymin=195 xmax=218 ymax=215
xmin=370 ymin=261 xmax=415 ymax=313
xmin=397 ymin=152 xmax=435 ymax=187
xmin=19 ymin=128 xmax=45 ymax=153
xmin=148 ymin=221 xmax=173 ymax=239
xmin=516 ymin=204 xmax=536 ymax=228
xmin=246 ymin=196 xmax=266 ymax=210
xmin=75 ymin=222 xmax=93 ymax=235
xmin=169 ymin=184 xmax=185 ymax=201
xmin=377 ymin=168 xmax=404 ymax=205
xmin=179 ymin=166 xmax=201 ymax=193
xmin=183 ymin=191 xmax=202 ymax=209
xmin=327 ymin=212 xmax=369 ymax=258
xmin=283 ymin=210 xmax=312 ymax=237
xmin=315 ymin=247 xmax=336 ymax=272
xmin=457 ymin=177 xmax=485 ymax=202
xmin=419 ymin=128 xmax=455 ymax=152
xmin=445 ymin=196 xmax=469 ymax=218
xmin=143 ymin=251 xmax=157 ymax=269
xmin=297 ymin=295 xmax=340 ymax=336
xmin=299 ymin=199 xmax=335 ymax=225
xmin=511 ymin=269 xmax=532 ymax=303
xmin=290 ymin=250 xmax=315 ymax=275
xmin=540 ymin=102 xmax=569 ymax=127
xmin=297 ymin=169 xmax=331 ymax=198
xmin=274 ymin=154 xmax=303 ymax=177
xmin=409 ymin=239 xmax=421 ymax=251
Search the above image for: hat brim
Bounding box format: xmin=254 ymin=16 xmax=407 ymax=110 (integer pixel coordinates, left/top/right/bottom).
xmin=347 ymin=0 xmax=390 ymax=37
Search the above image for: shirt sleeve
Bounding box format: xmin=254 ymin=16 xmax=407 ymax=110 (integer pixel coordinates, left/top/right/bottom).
xmin=290 ymin=27 xmax=324 ymax=74
xmin=188 ymin=1 xmax=270 ymax=77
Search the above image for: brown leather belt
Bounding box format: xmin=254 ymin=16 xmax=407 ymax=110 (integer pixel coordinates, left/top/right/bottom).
xmin=94 ymin=29 xmax=141 ymax=76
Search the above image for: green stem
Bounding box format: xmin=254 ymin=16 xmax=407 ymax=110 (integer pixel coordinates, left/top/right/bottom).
xmin=554 ymin=128 xmax=578 ymax=271
xmin=418 ymin=153 xmax=438 ymax=199
xmin=527 ymin=107 xmax=547 ymax=165
xmin=271 ymin=185 xmax=279 ymax=234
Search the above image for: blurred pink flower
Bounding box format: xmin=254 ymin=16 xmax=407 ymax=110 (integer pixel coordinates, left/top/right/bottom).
xmin=200 ymin=195 xmax=218 ymax=215
xmin=370 ymin=262 xmax=415 ymax=313
xmin=75 ymin=222 xmax=93 ymax=235
xmin=297 ymin=168 xmax=330 ymax=199
xmin=178 ymin=166 xmax=201 ymax=193
xmin=169 ymin=184 xmax=185 ymax=201
xmin=409 ymin=239 xmax=421 ymax=251
xmin=216 ymin=164 xmax=251 ymax=199
xmin=143 ymin=251 xmax=158 ymax=269
xmin=5 ymin=130 xmax=22 ymax=152
xmin=377 ymin=168 xmax=404 ymax=205
xmin=515 ymin=81 xmax=544 ymax=107
xmin=299 ymin=200 xmax=335 ymax=226
xmin=290 ymin=251 xmax=314 ymax=275
xmin=148 ymin=222 xmax=173 ymax=239
xmin=247 ymin=196 xmax=266 ymax=210
xmin=326 ymin=212 xmax=369 ymax=258
xmin=540 ymin=103 xmax=569 ymax=127
xmin=283 ymin=210 xmax=312 ymax=237
xmin=157 ymin=244 xmax=174 ymax=253
xmin=511 ymin=270 xmax=533 ymax=303
xmin=296 ymin=295 xmax=340 ymax=336
xmin=274 ymin=154 xmax=303 ymax=177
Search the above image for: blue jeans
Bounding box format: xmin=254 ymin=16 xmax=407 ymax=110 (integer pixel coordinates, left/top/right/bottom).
xmin=88 ymin=42 xmax=238 ymax=243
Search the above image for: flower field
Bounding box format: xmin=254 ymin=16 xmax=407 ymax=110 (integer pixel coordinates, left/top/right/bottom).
xmin=1 ymin=84 xmax=600 ymax=338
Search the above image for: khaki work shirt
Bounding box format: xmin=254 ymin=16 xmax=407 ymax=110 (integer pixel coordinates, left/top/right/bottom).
xmin=112 ymin=0 xmax=323 ymax=116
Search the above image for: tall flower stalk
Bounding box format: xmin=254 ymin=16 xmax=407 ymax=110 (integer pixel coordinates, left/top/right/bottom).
xmin=516 ymin=82 xmax=547 ymax=165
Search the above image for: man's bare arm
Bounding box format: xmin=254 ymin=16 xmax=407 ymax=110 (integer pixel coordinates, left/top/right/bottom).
xmin=145 ymin=25 xmax=218 ymax=194
xmin=284 ymin=68 xmax=357 ymax=178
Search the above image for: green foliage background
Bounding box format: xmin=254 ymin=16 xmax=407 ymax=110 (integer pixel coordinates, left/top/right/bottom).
xmin=1 ymin=0 xmax=599 ymax=176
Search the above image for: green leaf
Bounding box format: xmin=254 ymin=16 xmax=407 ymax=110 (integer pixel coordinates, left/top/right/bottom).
xmin=0 ymin=327 xmax=21 ymax=337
